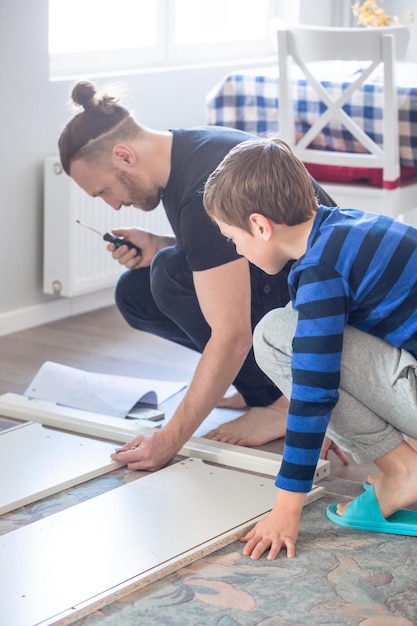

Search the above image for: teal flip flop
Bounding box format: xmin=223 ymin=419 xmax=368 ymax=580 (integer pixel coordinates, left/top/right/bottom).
xmin=326 ymin=484 xmax=417 ymax=535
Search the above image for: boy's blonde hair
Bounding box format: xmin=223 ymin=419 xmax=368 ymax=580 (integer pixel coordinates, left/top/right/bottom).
xmin=204 ymin=137 xmax=318 ymax=232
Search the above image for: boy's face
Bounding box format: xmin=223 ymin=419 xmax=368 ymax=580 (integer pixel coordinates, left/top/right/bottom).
xmin=213 ymin=215 xmax=290 ymax=275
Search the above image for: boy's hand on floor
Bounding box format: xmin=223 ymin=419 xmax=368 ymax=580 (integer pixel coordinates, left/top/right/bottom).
xmin=239 ymin=490 xmax=305 ymax=560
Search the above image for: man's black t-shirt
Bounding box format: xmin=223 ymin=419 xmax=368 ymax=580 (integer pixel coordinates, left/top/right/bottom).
xmin=163 ymin=126 xmax=336 ymax=272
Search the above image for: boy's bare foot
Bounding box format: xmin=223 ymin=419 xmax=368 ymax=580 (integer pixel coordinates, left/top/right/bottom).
xmin=204 ymin=395 xmax=289 ymax=446
xmin=366 ymin=436 xmax=417 ymax=486
xmin=337 ymin=440 xmax=417 ymax=518
xmin=407 ymin=435 xmax=417 ymax=452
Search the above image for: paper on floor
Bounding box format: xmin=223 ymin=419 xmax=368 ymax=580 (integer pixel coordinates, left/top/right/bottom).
xmin=24 ymin=361 xmax=186 ymax=418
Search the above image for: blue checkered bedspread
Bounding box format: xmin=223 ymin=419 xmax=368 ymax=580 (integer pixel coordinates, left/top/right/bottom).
xmin=205 ymin=62 xmax=417 ymax=168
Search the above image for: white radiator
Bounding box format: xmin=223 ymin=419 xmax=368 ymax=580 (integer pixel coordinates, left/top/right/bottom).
xmin=43 ymin=156 xmax=173 ymax=297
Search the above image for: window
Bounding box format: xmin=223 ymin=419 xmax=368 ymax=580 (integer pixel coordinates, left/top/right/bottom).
xmin=49 ymin=0 xmax=280 ymax=78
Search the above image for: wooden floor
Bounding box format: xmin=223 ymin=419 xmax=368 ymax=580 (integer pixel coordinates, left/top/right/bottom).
xmin=0 ymin=306 xmax=201 ymax=395
xmin=0 ymin=304 xmax=377 ymax=485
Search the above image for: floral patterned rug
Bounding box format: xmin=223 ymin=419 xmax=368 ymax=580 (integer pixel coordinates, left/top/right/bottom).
xmin=1 ymin=459 xmax=416 ymax=626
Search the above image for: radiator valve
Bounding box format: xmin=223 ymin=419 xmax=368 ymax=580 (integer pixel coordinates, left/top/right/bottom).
xmin=51 ymin=280 xmax=62 ymax=294
xmin=53 ymin=162 xmax=63 ymax=175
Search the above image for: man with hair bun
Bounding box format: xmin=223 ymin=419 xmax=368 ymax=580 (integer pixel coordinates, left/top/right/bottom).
xmin=58 ymin=81 xmax=345 ymax=473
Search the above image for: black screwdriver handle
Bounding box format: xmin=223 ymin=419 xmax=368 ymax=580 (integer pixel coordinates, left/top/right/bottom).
xmin=103 ymin=233 xmax=142 ymax=255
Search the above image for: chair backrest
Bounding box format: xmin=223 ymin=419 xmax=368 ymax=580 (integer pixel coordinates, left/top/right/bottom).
xmin=277 ymin=24 xmax=410 ymax=185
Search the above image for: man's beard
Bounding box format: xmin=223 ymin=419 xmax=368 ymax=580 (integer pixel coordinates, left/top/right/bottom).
xmin=115 ymin=170 xmax=162 ymax=212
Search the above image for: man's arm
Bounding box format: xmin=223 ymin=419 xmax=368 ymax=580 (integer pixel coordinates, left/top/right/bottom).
xmin=112 ymin=257 xmax=255 ymax=470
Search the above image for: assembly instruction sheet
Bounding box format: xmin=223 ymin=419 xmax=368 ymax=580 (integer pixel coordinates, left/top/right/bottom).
xmin=25 ymin=361 xmax=186 ymax=418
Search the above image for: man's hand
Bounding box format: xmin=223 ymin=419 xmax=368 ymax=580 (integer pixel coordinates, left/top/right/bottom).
xmin=320 ymin=435 xmax=350 ymax=465
xmin=111 ymin=428 xmax=178 ymax=471
xmin=107 ymin=228 xmax=175 ymax=269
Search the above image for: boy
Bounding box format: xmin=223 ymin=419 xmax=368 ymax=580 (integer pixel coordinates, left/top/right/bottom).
xmin=203 ymin=137 xmax=417 ymax=560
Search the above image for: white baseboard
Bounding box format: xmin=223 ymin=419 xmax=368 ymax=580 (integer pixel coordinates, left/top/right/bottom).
xmin=0 ymin=289 xmax=115 ymax=337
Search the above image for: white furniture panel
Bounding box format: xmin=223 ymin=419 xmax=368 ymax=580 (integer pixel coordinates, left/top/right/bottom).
xmin=0 ymin=422 xmax=123 ymax=514
xmin=1 ymin=458 xmax=282 ymax=625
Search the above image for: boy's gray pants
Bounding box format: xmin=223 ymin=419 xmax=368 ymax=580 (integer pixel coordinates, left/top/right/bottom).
xmin=253 ymin=304 xmax=417 ymax=463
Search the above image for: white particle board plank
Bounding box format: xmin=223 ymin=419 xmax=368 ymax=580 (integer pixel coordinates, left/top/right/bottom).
xmin=1 ymin=457 xmax=289 ymax=626
xmin=0 ymin=393 xmax=152 ymax=442
xmin=0 ymin=422 xmax=124 ymax=515
xmin=180 ymin=436 xmax=330 ymax=482
xmin=0 ymin=393 xmax=331 ymax=482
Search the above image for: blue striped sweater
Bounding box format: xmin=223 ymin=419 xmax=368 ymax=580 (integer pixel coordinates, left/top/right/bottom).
xmin=277 ymin=205 xmax=417 ymax=493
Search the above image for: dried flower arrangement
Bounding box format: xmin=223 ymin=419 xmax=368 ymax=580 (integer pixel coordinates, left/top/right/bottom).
xmin=352 ymin=1 xmax=414 ymax=27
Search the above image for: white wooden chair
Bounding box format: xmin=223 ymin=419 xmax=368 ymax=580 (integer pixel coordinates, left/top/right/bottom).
xmin=276 ymin=23 xmax=417 ymax=221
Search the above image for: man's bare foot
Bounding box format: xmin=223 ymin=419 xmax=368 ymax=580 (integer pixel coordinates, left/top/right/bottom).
xmin=320 ymin=436 xmax=350 ymax=465
xmin=204 ymin=395 xmax=289 ymax=446
xmin=216 ymin=390 xmax=248 ymax=410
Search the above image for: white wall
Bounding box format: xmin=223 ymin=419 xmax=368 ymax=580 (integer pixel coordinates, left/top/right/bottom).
xmin=300 ymin=0 xmax=417 ymax=58
xmin=384 ymin=0 xmax=417 ymax=60
xmin=0 ymin=0 xmax=279 ymax=335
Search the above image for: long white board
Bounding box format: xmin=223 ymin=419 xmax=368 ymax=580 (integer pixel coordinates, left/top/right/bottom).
xmin=1 ymin=458 xmax=295 ymax=626
xmin=0 ymin=393 xmax=330 ymax=481
xmin=0 ymin=393 xmax=328 ymax=625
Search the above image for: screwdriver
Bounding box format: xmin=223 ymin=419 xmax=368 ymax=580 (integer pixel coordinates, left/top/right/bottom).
xmin=76 ymin=220 xmax=142 ymax=255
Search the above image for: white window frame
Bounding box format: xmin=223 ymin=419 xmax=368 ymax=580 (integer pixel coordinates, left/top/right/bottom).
xmin=49 ymin=0 xmax=287 ymax=79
